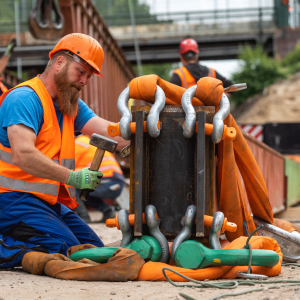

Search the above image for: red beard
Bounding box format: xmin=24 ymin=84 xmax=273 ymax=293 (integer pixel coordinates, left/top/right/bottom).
xmin=54 ymin=64 xmax=81 ymax=117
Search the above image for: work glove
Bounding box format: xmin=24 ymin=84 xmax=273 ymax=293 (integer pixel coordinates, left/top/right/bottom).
xmin=4 ymin=39 xmax=16 ymax=57
xmin=67 ymin=167 xmax=103 ymax=190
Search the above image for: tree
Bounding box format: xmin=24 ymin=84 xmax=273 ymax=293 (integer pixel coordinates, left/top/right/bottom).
xmin=231 ymin=45 xmax=286 ymax=106
xmin=93 ymin=0 xmax=158 ymax=26
xmin=281 ymin=44 xmax=300 ymax=74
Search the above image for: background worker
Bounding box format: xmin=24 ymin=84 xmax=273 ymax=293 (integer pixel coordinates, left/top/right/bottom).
xmin=170 ymin=38 xmax=233 ymax=89
xmin=0 ymin=39 xmax=16 ymax=96
xmin=74 ymin=134 xmax=125 ymax=223
xmin=0 ymin=33 xmax=128 ymax=268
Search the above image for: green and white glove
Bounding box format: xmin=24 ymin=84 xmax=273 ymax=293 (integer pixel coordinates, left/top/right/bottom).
xmin=67 ymin=167 xmax=103 ymax=190
xmin=4 ymin=39 xmax=16 ymax=57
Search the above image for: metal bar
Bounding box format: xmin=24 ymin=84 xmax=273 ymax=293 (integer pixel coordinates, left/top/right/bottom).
xmin=134 ymin=110 xmax=145 ymax=236
xmin=196 ymin=111 xmax=205 ymax=237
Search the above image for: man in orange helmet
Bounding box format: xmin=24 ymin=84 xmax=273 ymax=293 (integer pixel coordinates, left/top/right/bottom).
xmin=171 ymin=38 xmax=233 ymax=89
xmin=0 ymin=33 xmax=128 ymax=267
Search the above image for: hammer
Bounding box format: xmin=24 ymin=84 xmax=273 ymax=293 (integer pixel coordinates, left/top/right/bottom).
xmin=80 ymin=133 xmax=118 ymax=201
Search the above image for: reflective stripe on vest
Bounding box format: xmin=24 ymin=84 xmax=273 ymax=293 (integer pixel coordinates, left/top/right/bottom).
xmin=75 ymin=135 xmax=123 ymax=178
xmin=174 ymin=66 xmax=196 ymax=89
xmin=174 ymin=66 xmax=217 ymax=88
xmin=208 ymin=67 xmax=216 ymax=78
xmin=0 ymin=149 xmax=73 ymax=168
xmin=0 ymin=76 xmax=77 ymax=209
xmin=0 ymin=175 xmax=59 ymax=196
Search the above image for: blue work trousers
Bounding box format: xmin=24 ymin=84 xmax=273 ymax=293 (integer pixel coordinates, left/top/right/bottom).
xmin=0 ymin=192 xmax=103 ymax=268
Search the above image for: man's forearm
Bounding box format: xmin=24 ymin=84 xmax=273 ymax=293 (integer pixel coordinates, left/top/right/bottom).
xmin=13 ymin=147 xmax=71 ymax=184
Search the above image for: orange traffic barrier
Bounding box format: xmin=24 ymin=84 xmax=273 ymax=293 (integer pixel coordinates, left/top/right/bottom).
xmin=106 ymin=213 xmax=237 ymax=233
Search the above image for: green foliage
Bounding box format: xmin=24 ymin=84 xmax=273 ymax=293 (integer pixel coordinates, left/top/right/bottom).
xmin=93 ymin=0 xmax=159 ymax=26
xmin=231 ymin=45 xmax=286 ymax=106
xmin=281 ymin=44 xmax=300 ymax=74
xmin=133 ymin=63 xmax=179 ymax=81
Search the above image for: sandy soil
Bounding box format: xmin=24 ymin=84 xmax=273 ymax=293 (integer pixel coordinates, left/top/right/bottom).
xmin=232 ymin=73 xmax=300 ymax=124
xmin=0 ymin=216 xmax=300 ymax=300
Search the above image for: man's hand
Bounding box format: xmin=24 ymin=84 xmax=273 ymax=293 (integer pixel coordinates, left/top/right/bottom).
xmin=67 ymin=167 xmax=103 ymax=190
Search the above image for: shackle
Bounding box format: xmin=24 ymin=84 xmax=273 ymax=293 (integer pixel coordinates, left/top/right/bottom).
xmin=171 ymin=205 xmax=197 ymax=259
xmin=118 ymin=209 xmax=134 ymax=247
xmin=211 ymin=93 xmax=230 ymax=144
xmin=117 ymin=87 xmax=132 ymax=140
xmin=117 ymin=86 xmax=165 ymax=140
xmin=147 ymin=86 xmax=165 ymax=138
xmin=145 ymin=205 xmax=169 ymax=263
xmin=181 ymin=85 xmax=197 ymax=138
xmin=209 ymin=211 xmax=224 ymax=250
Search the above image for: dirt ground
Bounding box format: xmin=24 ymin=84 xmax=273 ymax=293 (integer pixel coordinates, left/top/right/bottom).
xmin=232 ymin=73 xmax=300 ymax=124
xmin=0 ymin=213 xmax=300 ymax=300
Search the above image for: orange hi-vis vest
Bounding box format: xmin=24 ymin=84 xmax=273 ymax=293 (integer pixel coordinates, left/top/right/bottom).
xmin=0 ymin=76 xmax=78 ymax=209
xmin=173 ymin=66 xmax=216 ymax=89
xmin=75 ymin=135 xmax=123 ymax=178
xmin=0 ymin=78 xmax=8 ymax=93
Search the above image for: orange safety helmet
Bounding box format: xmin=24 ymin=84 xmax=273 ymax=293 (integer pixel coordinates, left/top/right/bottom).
xmin=49 ymin=33 xmax=104 ymax=77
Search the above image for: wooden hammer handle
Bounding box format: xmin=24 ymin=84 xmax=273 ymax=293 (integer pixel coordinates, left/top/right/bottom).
xmin=80 ymin=148 xmax=105 ymax=201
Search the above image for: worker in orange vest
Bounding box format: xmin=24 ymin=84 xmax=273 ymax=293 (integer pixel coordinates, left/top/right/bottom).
xmin=0 ymin=33 xmax=129 ymax=267
xmin=74 ymin=134 xmax=125 ymax=223
xmin=170 ymin=38 xmax=233 ymax=89
xmin=0 ymin=39 xmax=16 ymax=96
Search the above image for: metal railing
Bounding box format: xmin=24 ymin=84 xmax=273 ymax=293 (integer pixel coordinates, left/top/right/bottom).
xmin=102 ymin=7 xmax=275 ymax=28
xmin=0 ymin=5 xmax=275 ymax=33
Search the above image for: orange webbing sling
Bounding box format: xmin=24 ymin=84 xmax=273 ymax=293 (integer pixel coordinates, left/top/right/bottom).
xmin=129 ymin=75 xmax=272 ymax=241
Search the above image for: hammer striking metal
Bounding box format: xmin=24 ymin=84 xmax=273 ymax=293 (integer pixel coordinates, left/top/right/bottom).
xmin=80 ymin=133 xmax=118 ymax=201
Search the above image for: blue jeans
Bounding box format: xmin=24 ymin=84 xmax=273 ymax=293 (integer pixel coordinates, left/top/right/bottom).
xmin=0 ymin=192 xmax=104 ymax=268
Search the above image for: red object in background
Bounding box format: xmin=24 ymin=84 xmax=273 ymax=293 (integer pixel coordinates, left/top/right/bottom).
xmin=239 ymin=124 xmax=263 ymax=142
xmin=179 ymin=38 xmax=199 ymax=54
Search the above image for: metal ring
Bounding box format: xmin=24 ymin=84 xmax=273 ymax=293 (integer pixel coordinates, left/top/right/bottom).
xmin=181 ymin=85 xmax=197 ymax=138
xmin=117 ymin=87 xmax=132 ymax=140
xmin=172 ymin=205 xmax=196 ymax=260
xmin=211 ymin=93 xmax=230 ymax=144
xmin=147 ymin=86 xmax=165 ymax=138
xmin=209 ymin=211 xmax=224 ymax=250
xmin=118 ymin=209 xmax=133 ymax=247
xmin=145 ymin=205 xmax=169 ymax=263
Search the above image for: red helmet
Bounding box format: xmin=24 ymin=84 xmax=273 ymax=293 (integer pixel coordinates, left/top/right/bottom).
xmin=179 ymin=38 xmax=199 ymax=54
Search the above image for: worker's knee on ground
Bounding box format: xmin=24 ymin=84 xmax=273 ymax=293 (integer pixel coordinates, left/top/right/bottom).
xmin=195 ymin=77 xmax=223 ymax=107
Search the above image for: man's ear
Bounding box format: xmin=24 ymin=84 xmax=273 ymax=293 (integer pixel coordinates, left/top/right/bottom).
xmin=54 ymin=56 xmax=67 ymax=72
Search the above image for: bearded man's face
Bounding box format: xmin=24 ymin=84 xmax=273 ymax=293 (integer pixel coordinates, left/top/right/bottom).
xmin=54 ymin=62 xmax=81 ymax=117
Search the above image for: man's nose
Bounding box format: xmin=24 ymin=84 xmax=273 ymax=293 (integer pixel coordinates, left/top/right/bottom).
xmin=80 ymin=74 xmax=89 ymax=86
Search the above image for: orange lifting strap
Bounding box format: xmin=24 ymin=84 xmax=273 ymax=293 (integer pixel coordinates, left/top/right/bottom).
xmin=129 ymin=75 xmax=273 ymax=241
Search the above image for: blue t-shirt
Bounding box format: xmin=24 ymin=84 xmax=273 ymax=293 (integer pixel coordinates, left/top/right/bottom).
xmin=0 ymin=86 xmax=97 ymax=148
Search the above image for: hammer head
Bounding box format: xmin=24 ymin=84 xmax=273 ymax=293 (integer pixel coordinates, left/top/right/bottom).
xmin=90 ymin=133 xmax=118 ymax=153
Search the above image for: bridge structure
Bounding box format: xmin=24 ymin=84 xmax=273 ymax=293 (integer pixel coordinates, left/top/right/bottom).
xmin=0 ymin=4 xmax=290 ymax=70
xmin=109 ymin=7 xmax=275 ymax=64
